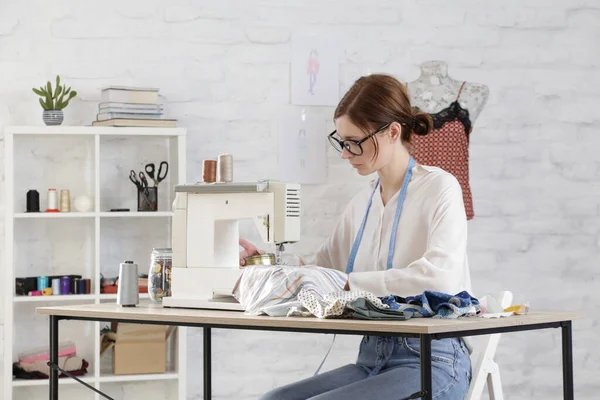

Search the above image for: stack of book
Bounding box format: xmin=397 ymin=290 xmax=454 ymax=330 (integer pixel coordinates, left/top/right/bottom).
xmin=92 ymin=86 xmax=177 ymax=127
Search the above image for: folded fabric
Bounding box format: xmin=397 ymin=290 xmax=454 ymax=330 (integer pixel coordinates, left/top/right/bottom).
xmin=18 ymin=341 xmax=77 ymax=364
xmin=232 ymin=265 xmax=347 ymax=316
xmin=297 ymin=289 xmax=385 ymax=318
xmin=19 ymin=355 xmax=85 ymax=376
xmin=345 ymin=298 xmax=413 ymax=320
xmin=13 ymin=356 xmax=88 ymax=380
xmin=380 ymin=290 xmax=480 ymax=319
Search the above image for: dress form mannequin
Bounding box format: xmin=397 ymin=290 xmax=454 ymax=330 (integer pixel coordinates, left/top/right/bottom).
xmin=406 ymin=61 xmax=489 ymax=220
xmin=407 ymin=60 xmax=489 ymax=123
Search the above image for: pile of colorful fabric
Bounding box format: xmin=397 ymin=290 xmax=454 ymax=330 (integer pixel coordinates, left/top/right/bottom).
xmin=233 ymin=265 xmax=480 ymax=320
xmin=295 ymin=289 xmax=480 ymax=320
xmin=12 ymin=342 xmax=88 ymax=380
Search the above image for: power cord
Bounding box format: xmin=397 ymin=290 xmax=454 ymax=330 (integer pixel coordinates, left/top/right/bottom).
xmin=400 ymin=391 xmax=427 ymax=400
xmin=314 ymin=334 xmax=337 ymax=376
xmin=47 ymin=361 xmax=115 ymax=400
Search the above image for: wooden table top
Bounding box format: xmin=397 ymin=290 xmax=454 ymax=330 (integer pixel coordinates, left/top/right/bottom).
xmin=36 ymin=302 xmax=584 ymax=335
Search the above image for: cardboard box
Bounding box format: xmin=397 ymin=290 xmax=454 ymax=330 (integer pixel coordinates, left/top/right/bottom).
xmin=111 ymin=323 xmax=174 ymax=375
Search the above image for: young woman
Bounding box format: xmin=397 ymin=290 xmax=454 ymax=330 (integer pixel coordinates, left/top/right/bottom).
xmin=242 ymin=74 xmax=472 ymax=400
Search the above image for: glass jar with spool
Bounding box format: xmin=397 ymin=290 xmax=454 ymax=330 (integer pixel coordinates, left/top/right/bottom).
xmin=148 ymin=247 xmax=172 ymax=304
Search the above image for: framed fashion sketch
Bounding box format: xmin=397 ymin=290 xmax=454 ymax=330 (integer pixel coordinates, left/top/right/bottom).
xmin=291 ymin=33 xmax=340 ymax=106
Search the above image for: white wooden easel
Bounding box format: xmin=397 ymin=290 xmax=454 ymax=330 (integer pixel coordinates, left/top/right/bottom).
xmin=466 ymin=291 xmax=513 ymax=400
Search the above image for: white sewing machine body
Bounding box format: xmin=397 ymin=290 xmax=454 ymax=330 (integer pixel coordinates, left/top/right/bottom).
xmin=162 ymin=181 xmax=300 ymax=311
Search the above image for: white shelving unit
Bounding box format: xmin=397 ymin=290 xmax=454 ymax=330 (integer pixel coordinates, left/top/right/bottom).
xmin=3 ymin=126 xmax=187 ymax=400
xmin=14 ymin=211 xmax=174 ymax=219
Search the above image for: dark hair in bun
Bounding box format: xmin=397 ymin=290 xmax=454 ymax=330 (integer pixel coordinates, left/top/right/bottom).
xmin=410 ymin=108 xmax=433 ymax=137
xmin=334 ymin=74 xmax=433 ymax=150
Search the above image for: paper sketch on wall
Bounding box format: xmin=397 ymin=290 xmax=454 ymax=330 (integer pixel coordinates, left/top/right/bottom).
xmin=278 ymin=112 xmax=327 ymax=184
xmin=307 ymin=50 xmax=320 ymax=95
xmin=291 ymin=34 xmax=339 ymax=106
xmin=298 ymin=128 xmax=308 ymax=168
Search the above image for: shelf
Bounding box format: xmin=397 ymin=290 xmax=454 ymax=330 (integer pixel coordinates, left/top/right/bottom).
xmin=12 ymin=373 xmax=178 ymax=387
xmin=13 ymin=376 xmax=96 ymax=387
xmin=97 ymin=372 xmax=179 ymax=383
xmin=14 ymin=294 xmax=96 ymax=303
xmin=14 ymin=293 xmax=152 ymax=302
xmin=98 ymin=212 xmax=173 ymax=218
xmin=14 ymin=212 xmax=96 ymax=219
xmin=5 ymin=125 xmax=187 ymax=399
xmin=99 ymin=293 xmax=150 ymax=300
xmin=5 ymin=126 xmax=185 ymax=137
xmin=14 ymin=212 xmax=173 ymax=219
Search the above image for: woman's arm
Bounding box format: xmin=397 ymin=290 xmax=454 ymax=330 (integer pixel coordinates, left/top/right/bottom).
xmin=348 ymin=180 xmax=468 ymax=297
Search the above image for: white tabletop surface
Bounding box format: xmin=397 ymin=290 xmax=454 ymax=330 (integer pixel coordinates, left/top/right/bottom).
xmin=36 ymin=302 xmax=584 ymax=335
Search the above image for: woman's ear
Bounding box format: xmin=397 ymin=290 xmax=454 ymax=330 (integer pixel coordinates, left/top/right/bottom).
xmin=389 ymin=122 xmax=403 ymax=142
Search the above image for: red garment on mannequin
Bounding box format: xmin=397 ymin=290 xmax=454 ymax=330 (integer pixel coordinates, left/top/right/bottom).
xmin=409 ymin=82 xmax=474 ymax=220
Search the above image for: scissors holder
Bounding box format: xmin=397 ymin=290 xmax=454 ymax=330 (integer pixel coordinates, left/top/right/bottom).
xmin=138 ymin=187 xmax=158 ymax=212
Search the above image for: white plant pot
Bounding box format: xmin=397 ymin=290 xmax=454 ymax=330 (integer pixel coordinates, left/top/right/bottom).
xmin=43 ymin=109 xmax=64 ymax=126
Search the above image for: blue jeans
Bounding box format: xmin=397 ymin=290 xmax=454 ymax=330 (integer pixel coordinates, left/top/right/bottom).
xmin=259 ymin=336 xmax=471 ymax=400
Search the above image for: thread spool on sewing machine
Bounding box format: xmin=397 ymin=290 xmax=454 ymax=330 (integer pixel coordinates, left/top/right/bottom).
xmin=201 ymin=153 xmax=234 ymax=184
xmin=217 ymin=153 xmax=233 ymax=183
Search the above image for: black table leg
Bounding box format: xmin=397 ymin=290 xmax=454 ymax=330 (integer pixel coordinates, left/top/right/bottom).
xmin=204 ymin=327 xmax=212 ymax=400
xmin=562 ymin=321 xmax=574 ymax=400
xmin=50 ymin=315 xmax=59 ymax=400
xmin=420 ymin=334 xmax=433 ymax=400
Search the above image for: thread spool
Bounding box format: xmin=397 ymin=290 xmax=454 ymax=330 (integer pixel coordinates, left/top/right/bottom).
xmin=37 ymin=276 xmax=49 ymax=291
xmin=202 ymin=160 xmax=217 ymax=183
xmin=42 ymin=287 xmax=53 ymax=296
xmin=46 ymin=189 xmax=59 ymax=212
xmin=73 ymin=278 xmax=80 ymax=294
xmin=29 ymin=290 xmax=42 ymax=296
xmin=60 ymin=189 xmax=71 ymax=212
xmin=85 ymin=279 xmax=91 ymax=294
xmin=26 ymin=190 xmax=40 ymax=212
xmin=61 ymin=276 xmax=71 ymax=295
xmin=77 ymin=279 xmax=87 ymax=295
xmin=217 ymin=153 xmax=233 ymax=183
xmin=52 ymin=278 xmax=62 ymax=295
xmin=70 ymin=277 xmax=79 ymax=294
xmin=117 ymin=261 xmax=139 ymax=307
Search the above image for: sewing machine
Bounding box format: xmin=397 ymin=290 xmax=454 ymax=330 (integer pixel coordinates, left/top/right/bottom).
xmin=162 ymin=180 xmax=301 ymax=311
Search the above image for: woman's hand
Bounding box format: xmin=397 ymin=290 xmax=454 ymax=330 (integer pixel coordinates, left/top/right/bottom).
xmin=239 ymin=239 xmax=264 ymax=266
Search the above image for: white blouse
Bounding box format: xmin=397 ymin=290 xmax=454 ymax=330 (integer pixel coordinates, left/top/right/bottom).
xmin=314 ymin=163 xmax=472 ymax=298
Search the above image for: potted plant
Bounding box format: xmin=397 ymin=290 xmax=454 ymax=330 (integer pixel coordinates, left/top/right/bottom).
xmin=32 ymin=75 xmax=77 ymax=126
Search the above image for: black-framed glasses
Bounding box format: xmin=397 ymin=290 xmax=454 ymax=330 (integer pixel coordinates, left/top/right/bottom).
xmin=328 ymin=122 xmax=392 ymax=156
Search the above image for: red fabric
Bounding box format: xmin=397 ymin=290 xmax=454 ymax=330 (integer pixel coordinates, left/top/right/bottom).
xmin=409 ymin=119 xmax=474 ymax=220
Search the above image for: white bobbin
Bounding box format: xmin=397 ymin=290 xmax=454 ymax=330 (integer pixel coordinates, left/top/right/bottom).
xmin=47 ymin=188 xmax=58 ymax=212
xmin=217 ymin=153 xmax=233 ymax=183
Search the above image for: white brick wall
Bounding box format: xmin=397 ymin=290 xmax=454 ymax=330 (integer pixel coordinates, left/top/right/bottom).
xmin=1 ymin=0 xmax=599 ymax=398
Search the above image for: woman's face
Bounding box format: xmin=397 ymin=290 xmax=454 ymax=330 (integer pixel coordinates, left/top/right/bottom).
xmin=335 ymin=115 xmax=400 ymax=176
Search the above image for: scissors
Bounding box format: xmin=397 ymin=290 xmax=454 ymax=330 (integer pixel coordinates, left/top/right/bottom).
xmin=129 ymin=170 xmax=149 ymax=196
xmin=145 ymin=161 xmax=169 ymax=187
